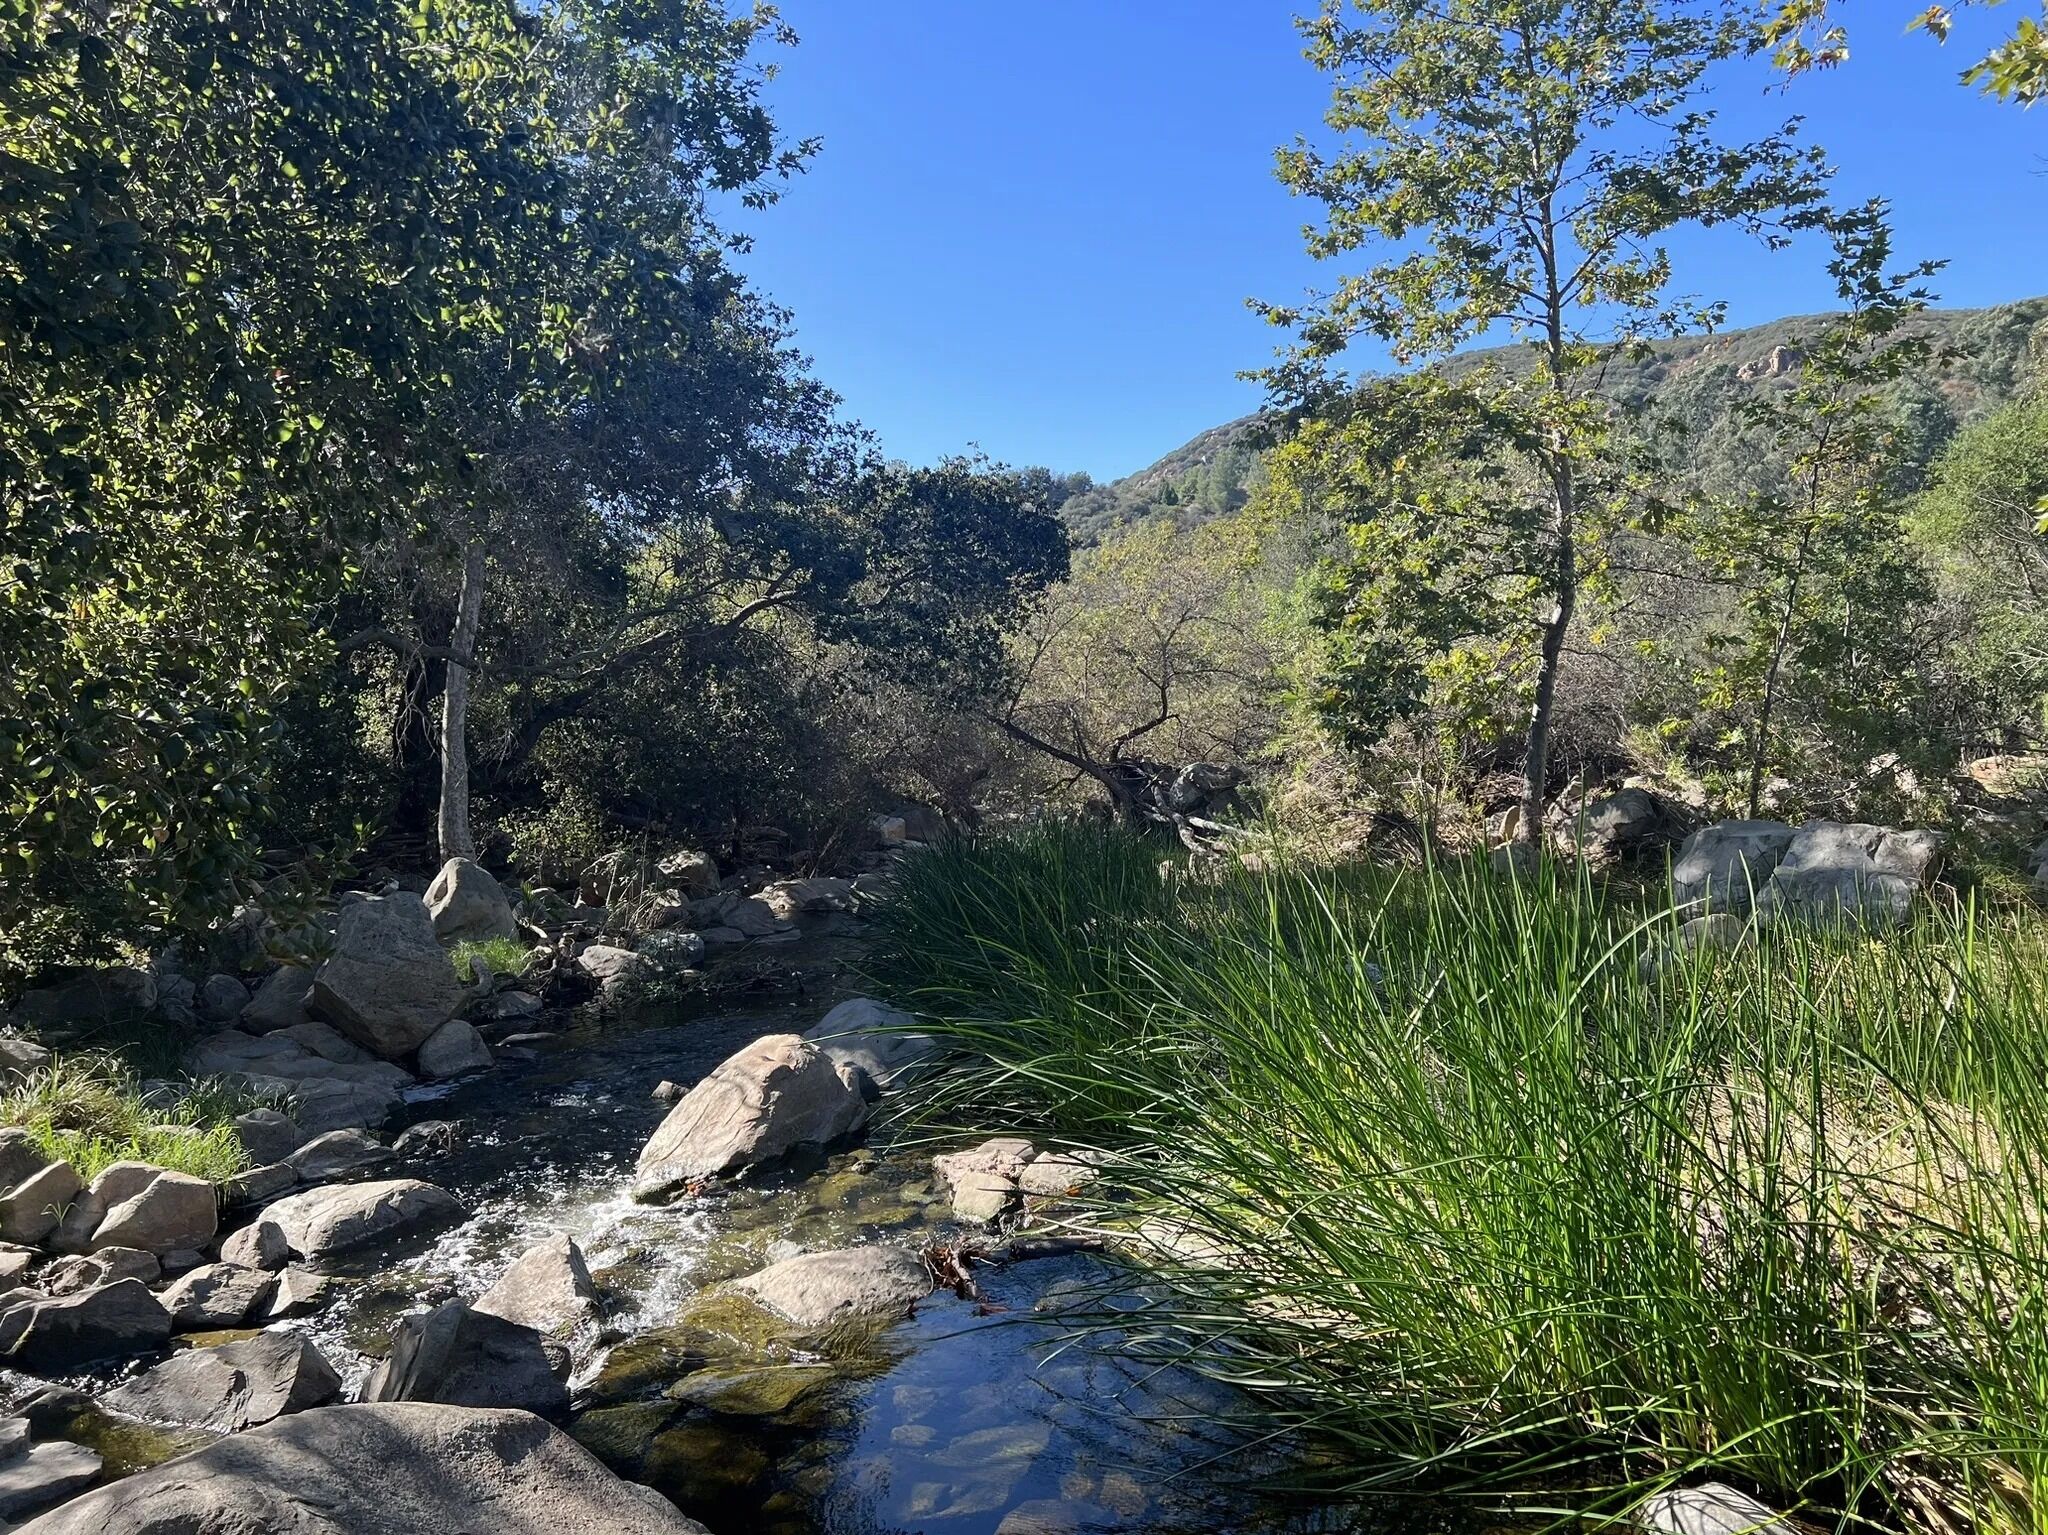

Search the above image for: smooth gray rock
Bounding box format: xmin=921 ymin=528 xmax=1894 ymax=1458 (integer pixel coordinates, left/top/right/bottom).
xmin=0 ymin=1161 xmax=81 ymax=1246
xmin=802 ymin=997 xmax=939 ymax=1090
xmin=0 ymin=1130 xmax=51 ymax=1192
xmin=417 ymin=1019 xmax=492 ymax=1080
xmin=239 ymin=964 xmax=315 ymax=1033
xmin=104 ymin=1331 xmax=342 ymax=1432
xmin=277 ymin=1019 xmax=373 ymax=1064
xmin=262 ymin=1179 xmax=466 ymax=1262
xmin=1753 ymin=821 xmax=1946 ymax=927
xmin=311 ymin=895 xmax=465 ymax=1059
xmin=264 ymin=1266 xmax=334 ymax=1319
xmin=285 ymin=1129 xmax=390 ymax=1184
xmin=0 ymin=1278 xmax=171 ymax=1370
xmin=0 ymin=1439 xmax=101 ymax=1520
xmin=932 ymin=1138 xmax=1034 ymax=1224
xmin=474 ymin=1235 xmax=598 ymax=1339
xmin=195 ymin=973 xmax=251 ymax=1025
xmin=270 ymin=1075 xmax=404 ymax=1137
xmin=221 ymin=1162 xmax=298 ymax=1207
xmin=733 ymin=1244 xmax=932 ymax=1330
xmin=573 ymin=945 xmax=646 ymax=994
xmin=93 ymin=1169 xmax=216 ymax=1255
xmin=219 ymin=1217 xmax=289 ymax=1271
xmin=361 ymin=1300 xmax=568 ymax=1418
xmin=0 ymin=1034 xmax=51 ymax=1078
xmin=631 ymin=1034 xmax=869 ymax=1203
xmin=158 ymin=1262 xmax=274 ymax=1329
xmin=42 ymin=1247 xmax=158 ymax=1295
xmin=232 ymin=1108 xmax=299 ymax=1165
xmin=1670 ymin=820 xmax=1798 ymax=916
xmin=427 ymin=857 xmax=519 ymax=945
xmin=15 ymin=1402 xmax=710 ymax=1534
xmin=1634 ymin=1483 xmax=1796 ymax=1534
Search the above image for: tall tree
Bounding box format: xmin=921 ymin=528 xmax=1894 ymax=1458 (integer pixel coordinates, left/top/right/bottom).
xmin=1259 ymin=0 xmax=1830 ymax=842
xmin=1681 ymin=203 xmax=1942 ymax=815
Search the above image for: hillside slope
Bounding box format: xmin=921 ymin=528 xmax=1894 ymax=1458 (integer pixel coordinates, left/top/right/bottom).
xmin=1062 ymin=298 xmax=2048 ymax=542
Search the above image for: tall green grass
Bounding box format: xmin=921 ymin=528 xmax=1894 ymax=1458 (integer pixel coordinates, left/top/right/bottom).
xmin=872 ymin=824 xmax=2048 ymax=1531
xmin=0 ymin=1054 xmax=256 ymax=1183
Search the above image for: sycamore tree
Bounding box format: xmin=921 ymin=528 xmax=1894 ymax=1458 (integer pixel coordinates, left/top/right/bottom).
xmin=1765 ymin=0 xmax=2048 ymax=103
xmin=1682 ymin=203 xmax=1942 ymax=816
xmin=1258 ymin=0 xmax=1830 ymax=842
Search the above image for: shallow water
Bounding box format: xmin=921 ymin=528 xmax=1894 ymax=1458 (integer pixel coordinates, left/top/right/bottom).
xmin=80 ymin=925 xmax=1442 ymax=1534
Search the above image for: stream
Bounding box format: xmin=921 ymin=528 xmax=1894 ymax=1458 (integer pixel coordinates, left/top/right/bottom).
xmin=73 ymin=920 xmax=1434 ymax=1535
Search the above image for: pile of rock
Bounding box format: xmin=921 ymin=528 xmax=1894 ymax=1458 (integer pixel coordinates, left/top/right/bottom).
xmin=931 ymin=1139 xmax=1102 ymax=1225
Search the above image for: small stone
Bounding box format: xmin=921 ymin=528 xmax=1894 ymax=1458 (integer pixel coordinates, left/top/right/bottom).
xmin=416 ymin=1019 xmax=493 ymax=1080
xmin=219 ymin=1218 xmax=290 ymax=1272
xmin=232 ymin=1108 xmax=301 ymax=1165
xmin=651 ymin=1080 xmax=683 ymax=1105
xmin=474 ymin=1234 xmax=599 ymax=1339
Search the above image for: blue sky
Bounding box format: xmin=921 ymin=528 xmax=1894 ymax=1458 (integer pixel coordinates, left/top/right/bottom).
xmin=730 ymin=4 xmax=2048 ymax=481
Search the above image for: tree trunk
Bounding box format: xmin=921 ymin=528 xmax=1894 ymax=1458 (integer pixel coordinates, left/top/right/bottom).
xmin=1519 ymin=565 xmax=1575 ymax=844
xmin=437 ymin=542 xmax=486 ymax=865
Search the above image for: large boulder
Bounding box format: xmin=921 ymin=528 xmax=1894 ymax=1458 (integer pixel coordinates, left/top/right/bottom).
xmin=274 ymin=1075 xmax=405 ymax=1137
xmin=0 ymin=1437 xmax=101 ymax=1522
xmin=631 ymin=1034 xmax=869 ymax=1203
xmin=474 ymin=1235 xmax=598 ymax=1339
xmin=1753 ymin=821 xmax=1946 ymax=928
xmin=93 ymin=1169 xmax=217 ymax=1255
xmin=427 ymin=858 xmax=519 ymax=945
xmin=0 ymin=1161 xmax=79 ymax=1246
xmin=802 ymin=996 xmax=939 ymax=1091
xmin=0 ymin=1279 xmax=171 ymax=1371
xmin=239 ymin=964 xmax=315 ymax=1034
xmin=732 ymin=1245 xmax=932 ymax=1330
xmin=311 ymin=894 xmax=465 ymax=1059
xmin=15 ymin=1403 xmax=711 ymax=1534
xmin=361 ymin=1300 xmax=568 ymax=1418
xmin=0 ymin=1130 xmax=50 ymax=1191
xmin=1552 ymin=786 xmax=1684 ymax=866
xmin=261 ymin=1179 xmax=466 ymax=1263
xmin=1670 ymin=820 xmax=1798 ymax=916
xmin=102 ymin=1331 xmax=341 ymax=1432
xmin=158 ymin=1262 xmax=275 ymax=1329
xmin=656 ymin=849 xmax=720 ymax=899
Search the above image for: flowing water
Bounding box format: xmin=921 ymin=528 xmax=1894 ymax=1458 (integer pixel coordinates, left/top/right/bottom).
xmin=63 ymin=921 xmax=1447 ymax=1535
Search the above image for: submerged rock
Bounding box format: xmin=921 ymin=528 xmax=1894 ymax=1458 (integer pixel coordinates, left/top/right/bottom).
xmin=732 ymin=1244 xmax=932 ymax=1330
xmin=632 ymin=1034 xmax=869 ymax=1203
xmin=15 ymin=1403 xmax=710 ymax=1534
xmin=103 ymin=1331 xmax=342 ymax=1432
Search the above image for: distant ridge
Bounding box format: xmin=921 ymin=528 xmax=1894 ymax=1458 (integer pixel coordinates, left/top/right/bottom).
xmin=1061 ymin=298 xmax=2048 ymax=542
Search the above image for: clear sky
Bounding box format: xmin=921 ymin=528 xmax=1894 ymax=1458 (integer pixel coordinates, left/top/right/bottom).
xmin=729 ymin=4 xmax=2048 ymax=482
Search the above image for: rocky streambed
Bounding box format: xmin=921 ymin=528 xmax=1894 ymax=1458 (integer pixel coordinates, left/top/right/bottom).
xmin=7 ymin=922 xmax=1378 ymax=1535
